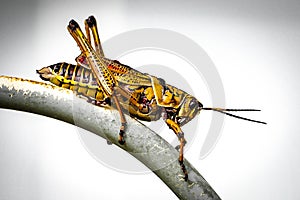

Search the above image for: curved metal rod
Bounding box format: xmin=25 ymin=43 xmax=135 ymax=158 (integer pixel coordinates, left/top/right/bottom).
xmin=0 ymin=76 xmax=221 ymax=200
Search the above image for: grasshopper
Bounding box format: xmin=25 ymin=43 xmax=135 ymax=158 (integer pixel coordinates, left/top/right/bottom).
xmin=37 ymin=16 xmax=266 ymax=181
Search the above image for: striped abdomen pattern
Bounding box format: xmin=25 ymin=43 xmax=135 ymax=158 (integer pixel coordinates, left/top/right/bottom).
xmin=48 ymin=62 xmax=106 ymax=101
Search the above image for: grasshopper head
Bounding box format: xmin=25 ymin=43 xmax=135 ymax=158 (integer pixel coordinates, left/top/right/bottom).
xmin=176 ymin=95 xmax=203 ymax=126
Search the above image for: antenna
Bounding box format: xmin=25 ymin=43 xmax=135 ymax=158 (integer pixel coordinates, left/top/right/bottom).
xmin=202 ymin=107 xmax=267 ymax=124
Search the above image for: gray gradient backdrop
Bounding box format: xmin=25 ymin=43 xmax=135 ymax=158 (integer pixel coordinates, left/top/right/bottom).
xmin=0 ymin=0 xmax=299 ymax=199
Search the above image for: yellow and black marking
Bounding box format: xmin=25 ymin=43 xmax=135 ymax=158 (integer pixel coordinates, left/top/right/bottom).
xmin=68 ymin=19 xmax=116 ymax=96
xmin=38 ymin=15 xmax=266 ymax=182
xmin=37 ymin=62 xmax=106 ymax=102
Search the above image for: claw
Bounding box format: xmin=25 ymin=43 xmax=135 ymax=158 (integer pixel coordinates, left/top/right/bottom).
xmin=183 ymin=174 xmax=188 ymax=181
xmin=106 ymin=140 xmax=113 ymax=145
xmin=118 ymin=129 xmax=126 ymax=145
xmin=118 ymin=139 xmax=125 ymax=145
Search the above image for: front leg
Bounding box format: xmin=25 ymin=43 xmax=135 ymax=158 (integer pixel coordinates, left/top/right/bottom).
xmin=165 ymin=119 xmax=188 ymax=181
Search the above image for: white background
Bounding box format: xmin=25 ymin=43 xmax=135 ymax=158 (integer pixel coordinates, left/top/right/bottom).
xmin=0 ymin=0 xmax=299 ymax=199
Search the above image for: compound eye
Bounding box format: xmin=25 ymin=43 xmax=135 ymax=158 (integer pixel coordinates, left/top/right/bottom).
xmin=189 ymin=99 xmax=197 ymax=109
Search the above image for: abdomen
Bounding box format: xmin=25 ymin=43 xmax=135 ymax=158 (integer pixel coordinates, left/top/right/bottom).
xmin=37 ymin=62 xmax=106 ymax=101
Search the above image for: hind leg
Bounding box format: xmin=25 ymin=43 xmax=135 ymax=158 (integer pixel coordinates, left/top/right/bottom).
xmin=84 ymin=15 xmax=105 ymax=57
